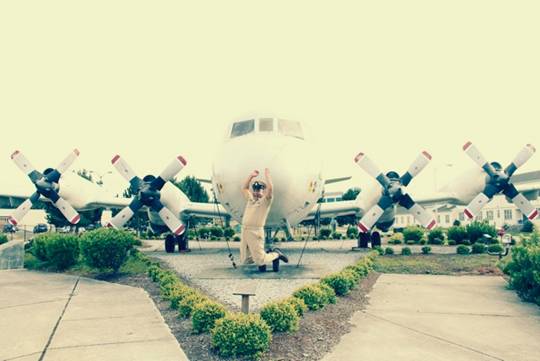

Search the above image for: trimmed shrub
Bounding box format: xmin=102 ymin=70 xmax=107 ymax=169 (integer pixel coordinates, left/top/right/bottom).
xmin=293 ymin=284 xmax=328 ymax=311
xmin=0 ymin=234 xmax=8 ymax=245
xmin=448 ymin=239 xmax=457 ymax=246
xmin=192 ymin=301 xmax=227 ymax=334
xmin=466 ymin=221 xmax=497 ymax=244
xmin=332 ymin=232 xmax=342 ymax=240
xmin=30 ymin=234 xmax=79 ymax=270
xmin=388 ymin=233 xmax=403 ymax=244
xmin=471 ymin=243 xmax=486 ymax=254
xmin=170 ymin=284 xmax=198 ymax=309
xmin=233 ymin=236 xmax=241 ymax=242
xmin=487 ymin=244 xmax=504 ymax=253
xmin=198 ymin=227 xmax=211 ymax=239
xmin=403 ymin=226 xmax=424 ymax=243
xmin=209 ymin=226 xmax=224 ymax=238
xmin=503 ymin=243 xmax=540 ymax=305
xmin=211 ymin=313 xmax=272 ymax=357
xmin=322 ymin=271 xmax=354 ymax=296
xmin=260 ymin=300 xmax=299 ymax=332
xmin=401 ymin=247 xmax=412 ymax=256
xmin=447 ymin=226 xmax=468 ymax=244
xmin=347 ymin=226 xmax=359 ymax=239
xmin=384 ymin=247 xmax=394 ymax=255
xmin=318 ymin=283 xmax=337 ymax=304
xmin=44 ymin=234 xmax=79 ymax=270
xmin=456 ymin=245 xmax=471 ymax=255
xmin=80 ymin=228 xmax=135 ymax=272
xmin=521 ymin=220 xmax=534 ymax=233
xmin=223 ymin=227 xmax=235 ymax=240
xmin=283 ymin=297 xmax=307 ymax=317
xmin=374 ymin=246 xmax=384 ymax=255
xmin=428 ymin=228 xmax=445 ymax=245
xmin=319 ymin=228 xmax=332 ymax=239
xmin=178 ymin=292 xmax=206 ymax=318
xmin=421 ymin=246 xmax=432 ymax=254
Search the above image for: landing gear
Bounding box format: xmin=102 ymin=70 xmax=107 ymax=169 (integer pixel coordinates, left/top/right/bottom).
xmin=164 ymin=232 xmax=190 ymax=253
xmin=353 ymin=231 xmax=381 ymax=250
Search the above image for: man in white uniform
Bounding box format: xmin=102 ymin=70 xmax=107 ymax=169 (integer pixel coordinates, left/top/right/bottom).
xmin=241 ymin=168 xmax=288 ymax=272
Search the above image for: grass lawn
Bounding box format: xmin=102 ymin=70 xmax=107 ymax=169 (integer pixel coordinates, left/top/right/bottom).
xmin=374 ymin=254 xmax=504 ymax=275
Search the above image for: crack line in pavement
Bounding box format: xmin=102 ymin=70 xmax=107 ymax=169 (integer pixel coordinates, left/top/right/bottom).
xmin=0 ymin=298 xmax=68 ymax=310
xmin=47 ymin=337 xmax=172 ymax=351
xmin=363 ymin=311 xmax=505 ymax=361
xmin=4 ymin=350 xmax=42 ymax=361
xmin=38 ymin=277 xmax=80 ymax=361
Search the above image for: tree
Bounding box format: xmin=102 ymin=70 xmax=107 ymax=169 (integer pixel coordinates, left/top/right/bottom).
xmin=172 ymin=176 xmax=209 ymax=203
xmin=341 ymin=187 xmax=361 ymax=201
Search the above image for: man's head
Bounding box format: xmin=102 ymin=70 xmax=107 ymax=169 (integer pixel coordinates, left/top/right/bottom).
xmin=251 ymin=181 xmax=267 ymax=199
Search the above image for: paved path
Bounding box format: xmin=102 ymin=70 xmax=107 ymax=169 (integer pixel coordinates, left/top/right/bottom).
xmin=0 ymin=270 xmax=188 ymax=361
xmin=323 ymin=274 xmax=540 ymax=361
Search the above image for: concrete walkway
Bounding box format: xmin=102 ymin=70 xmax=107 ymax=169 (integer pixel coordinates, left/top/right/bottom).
xmin=323 ymin=274 xmax=540 ymax=361
xmin=0 ymin=270 xmax=188 ymax=361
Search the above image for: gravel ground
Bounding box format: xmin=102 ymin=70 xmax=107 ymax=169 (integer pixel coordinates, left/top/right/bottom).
xmin=142 ymin=239 xmax=372 ymax=310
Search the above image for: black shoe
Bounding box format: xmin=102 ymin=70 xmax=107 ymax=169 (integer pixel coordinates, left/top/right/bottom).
xmin=258 ymin=265 xmax=267 ymax=272
xmin=272 ymin=258 xmax=280 ymax=272
xmin=273 ymin=248 xmax=289 ymax=263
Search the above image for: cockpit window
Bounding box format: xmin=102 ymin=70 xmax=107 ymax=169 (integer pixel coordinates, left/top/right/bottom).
xmin=259 ymin=118 xmax=273 ymax=132
xmin=230 ymin=119 xmax=254 ymax=138
xmin=278 ymin=119 xmax=303 ymax=139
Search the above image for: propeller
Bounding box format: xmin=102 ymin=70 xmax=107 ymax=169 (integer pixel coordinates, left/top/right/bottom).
xmin=462 ymin=142 xmax=538 ymax=220
xmin=354 ymin=151 xmax=436 ymax=233
xmin=9 ymin=150 xmax=81 ymax=226
xmin=107 ymin=155 xmax=187 ymax=235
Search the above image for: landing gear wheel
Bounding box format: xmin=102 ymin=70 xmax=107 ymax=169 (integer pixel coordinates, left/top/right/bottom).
xmin=165 ymin=235 xmax=175 ymax=253
xmin=258 ymin=265 xmax=267 ymax=272
xmin=371 ymin=232 xmax=381 ymax=248
xmin=272 ymin=259 xmax=280 ymax=272
xmin=177 ymin=231 xmax=190 ymax=253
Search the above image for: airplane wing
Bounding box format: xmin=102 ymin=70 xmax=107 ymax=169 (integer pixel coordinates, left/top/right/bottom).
xmin=304 ymin=200 xmax=362 ymax=220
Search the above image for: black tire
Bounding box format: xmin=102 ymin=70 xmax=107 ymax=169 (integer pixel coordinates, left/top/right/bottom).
xmin=165 ymin=236 xmax=175 ymax=253
xmin=272 ymin=259 xmax=280 ymax=272
xmin=258 ymin=265 xmax=267 ymax=272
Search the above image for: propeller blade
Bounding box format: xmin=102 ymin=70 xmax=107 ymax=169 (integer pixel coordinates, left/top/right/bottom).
xmin=150 ymin=200 xmax=185 ymax=235
xmin=463 ymin=142 xmax=496 ymax=177
xmin=504 ymin=144 xmax=536 ymax=177
xmin=11 ymin=150 xmax=42 ymax=182
xmin=503 ymin=183 xmax=539 ymax=220
xmin=56 ymin=149 xmax=80 ymax=174
xmin=8 ymin=193 xmax=40 ymax=226
xmin=108 ymin=199 xmax=144 ymax=229
xmin=357 ymin=196 xmax=393 ymax=233
xmin=53 ymin=197 xmax=80 ymax=224
xmin=400 ymin=151 xmax=432 ymax=186
xmin=111 ymin=155 xmax=142 ymax=189
xmin=159 ymin=156 xmax=187 ymax=182
xmin=150 ymin=156 xmax=188 ymax=191
xmin=354 ymin=153 xmax=390 ymax=188
xmin=463 ymin=193 xmax=490 ymax=219
xmin=398 ymin=194 xmax=436 ymax=229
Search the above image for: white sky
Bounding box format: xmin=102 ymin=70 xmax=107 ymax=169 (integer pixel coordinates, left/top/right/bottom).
xmin=1 ymin=1 xmax=539 ymax=198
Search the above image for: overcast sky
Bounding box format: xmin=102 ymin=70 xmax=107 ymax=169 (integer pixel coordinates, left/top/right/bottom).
xmin=1 ymin=1 xmax=539 ymax=198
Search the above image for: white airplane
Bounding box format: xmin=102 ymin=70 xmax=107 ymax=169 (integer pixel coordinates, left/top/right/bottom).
xmin=2 ymin=118 xmax=539 ymax=254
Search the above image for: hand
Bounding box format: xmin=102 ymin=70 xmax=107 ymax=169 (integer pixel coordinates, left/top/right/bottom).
xmin=251 ymin=170 xmax=259 ymax=178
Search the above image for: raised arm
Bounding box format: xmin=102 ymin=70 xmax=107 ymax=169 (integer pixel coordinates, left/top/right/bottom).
xmin=264 ymin=168 xmax=273 ymax=199
xmin=242 ymin=170 xmax=259 ymax=200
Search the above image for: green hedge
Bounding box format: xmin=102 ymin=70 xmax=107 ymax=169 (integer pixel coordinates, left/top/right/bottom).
xmin=80 ymin=228 xmax=136 ymax=272
xmin=0 ymin=234 xmax=8 ymax=245
xmin=31 ymin=234 xmax=79 ymax=270
xmin=471 ymin=243 xmax=486 ymax=254
xmin=466 ymin=221 xmax=497 ymax=243
xmin=401 ymin=247 xmax=412 ymax=256
xmin=503 ymin=235 xmax=540 ymax=305
xmin=421 ymin=246 xmax=432 ymax=254
xmin=211 ymin=313 xmax=272 ymax=358
xmin=293 ymin=284 xmax=330 ymax=311
xmin=403 ymin=226 xmax=424 ymax=243
xmin=447 ymin=226 xmax=467 ymax=244
xmin=428 ymin=228 xmax=445 ymax=245
xmin=456 ymin=245 xmax=471 ymax=255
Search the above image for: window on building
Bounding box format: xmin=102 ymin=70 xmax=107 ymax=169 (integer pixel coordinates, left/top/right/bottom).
xmin=516 ymin=209 xmax=522 ymax=220
xmin=497 ymin=210 xmax=500 ymax=219
xmin=437 ymin=215 xmax=441 ymax=223
xmin=486 ymin=211 xmax=493 ymax=220
xmin=504 ymin=209 xmax=512 ymax=220
xmin=445 ymin=215 xmax=450 ymax=223
xmin=459 ymin=212 xmax=465 ymax=221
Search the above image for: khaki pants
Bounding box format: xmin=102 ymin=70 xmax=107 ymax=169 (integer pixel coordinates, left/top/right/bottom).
xmin=240 ymin=227 xmax=279 ymax=266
